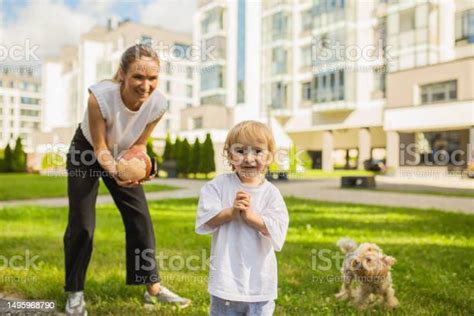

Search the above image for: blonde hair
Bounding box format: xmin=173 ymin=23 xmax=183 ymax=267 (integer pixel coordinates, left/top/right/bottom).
xmin=223 ymin=120 xmax=276 ymax=169
xmin=112 ymin=44 xmax=160 ymax=83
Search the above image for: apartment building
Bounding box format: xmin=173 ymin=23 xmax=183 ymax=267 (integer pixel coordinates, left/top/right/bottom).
xmin=185 ymin=0 xmax=292 ymax=172
xmin=191 ymin=0 xmax=473 ymax=175
xmin=383 ymin=0 xmax=474 ymax=175
xmin=0 ymin=67 xmax=42 ymax=151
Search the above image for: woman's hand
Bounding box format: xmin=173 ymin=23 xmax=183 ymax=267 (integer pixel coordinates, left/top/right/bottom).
xmin=113 ymin=174 xmax=141 ymax=188
xmin=138 ymin=174 xmax=155 ymax=184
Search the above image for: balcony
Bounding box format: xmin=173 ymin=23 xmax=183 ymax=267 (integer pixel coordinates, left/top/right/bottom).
xmin=312 ymin=101 xmax=356 ymax=113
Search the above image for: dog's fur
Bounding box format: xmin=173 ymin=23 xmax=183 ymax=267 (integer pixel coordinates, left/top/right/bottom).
xmin=335 ymin=238 xmax=399 ymax=309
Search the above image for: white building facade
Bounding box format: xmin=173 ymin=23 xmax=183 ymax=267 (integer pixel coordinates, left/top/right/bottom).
xmin=0 ymin=67 xmax=42 ymax=152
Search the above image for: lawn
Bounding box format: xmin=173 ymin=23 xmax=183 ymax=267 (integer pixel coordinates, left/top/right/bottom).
xmin=0 ymin=198 xmax=472 ymax=315
xmin=0 ymin=173 xmax=179 ymax=201
xmin=290 ymin=169 xmax=376 ymax=180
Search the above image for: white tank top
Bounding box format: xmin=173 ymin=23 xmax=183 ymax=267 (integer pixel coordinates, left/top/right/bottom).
xmin=81 ymin=81 xmax=167 ymax=157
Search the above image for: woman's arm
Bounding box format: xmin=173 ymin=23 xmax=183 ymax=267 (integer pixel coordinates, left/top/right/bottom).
xmin=88 ymin=94 xmax=117 ymax=176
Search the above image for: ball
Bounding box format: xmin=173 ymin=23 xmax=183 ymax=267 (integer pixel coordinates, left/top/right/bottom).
xmin=116 ymin=148 xmax=152 ymax=182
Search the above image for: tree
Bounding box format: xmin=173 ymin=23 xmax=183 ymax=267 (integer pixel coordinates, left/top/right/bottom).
xmin=179 ymin=138 xmax=191 ymax=176
xmin=146 ymin=138 xmax=157 ymax=159
xmin=4 ymin=144 xmax=13 ymax=172
xmin=162 ymin=133 xmax=173 ymax=161
xmin=189 ymin=138 xmax=201 ymax=177
xmin=12 ymin=137 xmax=27 ymax=172
xmin=174 ymin=137 xmax=182 ymax=175
xmin=199 ymin=133 xmax=215 ymax=178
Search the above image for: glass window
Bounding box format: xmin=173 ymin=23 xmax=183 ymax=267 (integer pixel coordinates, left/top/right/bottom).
xmin=186 ymin=85 xmax=193 ymax=98
xmin=272 ymin=12 xmax=289 ymax=40
xmin=200 ymin=65 xmax=224 ymax=91
xmin=302 ymin=82 xmax=312 ymax=101
xmin=186 ymin=67 xmax=193 ymax=79
xmin=455 ymin=9 xmax=474 ymax=43
xmin=272 ymin=47 xmax=287 ymax=74
xmin=420 ymin=80 xmax=457 ymax=104
xmin=271 ymin=82 xmax=287 ymax=108
xmin=301 ymin=9 xmax=312 ymax=32
xmin=400 ymin=8 xmax=415 ymax=32
xmin=141 ymin=35 xmax=153 ymax=46
xmin=173 ymin=43 xmax=190 ymax=59
xmin=301 ymin=46 xmax=312 ymax=67
xmin=193 ymin=117 xmax=203 ymax=129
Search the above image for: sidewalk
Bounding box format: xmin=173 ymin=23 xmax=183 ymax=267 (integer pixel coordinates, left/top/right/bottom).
xmin=0 ymin=178 xmax=472 ymax=214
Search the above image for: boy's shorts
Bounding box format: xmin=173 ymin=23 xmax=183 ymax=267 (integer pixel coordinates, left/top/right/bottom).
xmin=210 ymin=295 xmax=275 ymax=316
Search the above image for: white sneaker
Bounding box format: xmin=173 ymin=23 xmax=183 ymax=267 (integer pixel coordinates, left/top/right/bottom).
xmin=65 ymin=291 xmax=87 ymax=316
xmin=144 ymin=286 xmax=191 ymax=309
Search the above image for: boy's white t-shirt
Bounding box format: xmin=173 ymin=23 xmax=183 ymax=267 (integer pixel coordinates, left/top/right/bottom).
xmin=195 ymin=173 xmax=289 ymax=302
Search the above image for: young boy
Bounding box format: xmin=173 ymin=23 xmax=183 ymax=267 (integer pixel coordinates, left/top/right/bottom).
xmin=195 ymin=121 xmax=289 ymax=315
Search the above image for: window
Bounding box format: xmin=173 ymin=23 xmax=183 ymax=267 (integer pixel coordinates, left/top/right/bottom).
xmin=400 ymin=8 xmax=415 ymax=32
xmin=455 ymin=9 xmax=474 ymax=43
xmin=420 ymin=80 xmax=457 ymax=104
xmin=301 ymin=46 xmax=312 ymax=68
xmin=271 ymin=82 xmax=287 ymax=109
xmin=302 ymin=82 xmax=312 ymax=101
xmin=272 ymin=47 xmax=287 ymax=74
xmin=141 ymin=35 xmax=153 ymax=46
xmin=373 ymin=67 xmax=386 ymax=96
xmin=201 ymin=8 xmax=224 ymax=34
xmin=301 ymin=9 xmax=312 ymax=32
xmin=237 ymin=0 xmax=246 ymax=103
xmin=166 ymin=81 xmax=171 ymax=93
xmin=193 ymin=117 xmax=203 ymax=129
xmin=186 ymin=67 xmax=193 ymax=79
xmin=186 ymin=85 xmax=193 ymax=98
xmin=312 ymin=69 xmax=345 ymax=103
xmin=166 ymin=62 xmax=173 ymax=75
xmin=272 ymin=12 xmax=289 ymax=40
xmin=20 ymin=97 xmax=40 ymax=105
xmin=200 ymin=65 xmax=224 ymax=91
xmin=173 ymin=43 xmax=190 ymax=59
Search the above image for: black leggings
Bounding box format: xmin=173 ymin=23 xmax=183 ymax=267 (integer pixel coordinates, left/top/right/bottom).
xmin=63 ymin=126 xmax=160 ymax=292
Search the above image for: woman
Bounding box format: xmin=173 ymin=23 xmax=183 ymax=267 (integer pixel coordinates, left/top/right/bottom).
xmin=63 ymin=44 xmax=190 ymax=316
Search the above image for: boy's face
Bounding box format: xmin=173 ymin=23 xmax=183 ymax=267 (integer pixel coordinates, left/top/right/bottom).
xmin=229 ymin=139 xmax=271 ymax=180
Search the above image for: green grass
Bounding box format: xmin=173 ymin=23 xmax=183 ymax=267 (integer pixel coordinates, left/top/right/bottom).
xmin=291 ymin=169 xmax=376 ymax=180
xmin=0 ymin=198 xmax=472 ymax=315
xmin=0 ymin=173 xmax=179 ymax=201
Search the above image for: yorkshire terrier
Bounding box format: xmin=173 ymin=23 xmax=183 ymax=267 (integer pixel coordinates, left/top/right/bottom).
xmin=335 ymin=238 xmax=399 ymax=309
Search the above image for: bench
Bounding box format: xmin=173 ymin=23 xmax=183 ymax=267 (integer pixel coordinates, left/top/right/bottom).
xmin=341 ymin=176 xmax=376 ymax=188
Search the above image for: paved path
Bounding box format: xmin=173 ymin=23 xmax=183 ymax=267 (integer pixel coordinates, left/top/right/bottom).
xmin=0 ymin=177 xmax=472 ymax=214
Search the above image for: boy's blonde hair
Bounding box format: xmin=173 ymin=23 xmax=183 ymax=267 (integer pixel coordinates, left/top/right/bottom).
xmin=223 ymin=120 xmax=276 ymax=169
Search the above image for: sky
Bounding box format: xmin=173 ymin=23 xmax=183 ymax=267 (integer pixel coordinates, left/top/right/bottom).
xmin=0 ymin=0 xmax=196 ymax=60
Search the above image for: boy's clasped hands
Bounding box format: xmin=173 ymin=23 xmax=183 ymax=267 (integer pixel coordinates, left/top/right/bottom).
xmin=231 ymin=190 xmax=269 ymax=236
xmin=232 ymin=190 xmax=251 ymax=220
